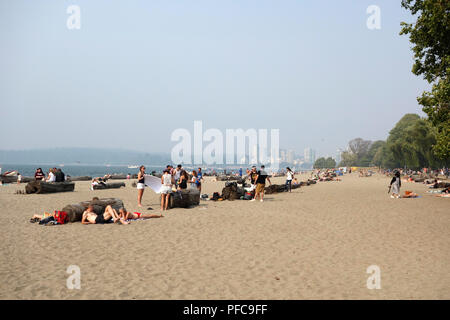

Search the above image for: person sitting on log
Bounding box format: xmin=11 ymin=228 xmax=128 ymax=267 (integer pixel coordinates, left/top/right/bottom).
xmin=34 ymin=168 xmax=45 ymax=181
xmin=81 ymin=205 xmax=129 ymax=225
xmin=118 ymin=208 xmax=163 ymax=220
xmin=46 ymin=168 xmax=56 ymax=182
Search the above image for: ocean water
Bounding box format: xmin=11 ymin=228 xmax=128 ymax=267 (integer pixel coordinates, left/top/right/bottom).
xmin=0 ymin=164 xmax=165 ymax=178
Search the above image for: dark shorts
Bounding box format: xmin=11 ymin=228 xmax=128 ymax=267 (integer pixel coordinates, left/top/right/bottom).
xmin=95 ymin=214 xmax=111 ymax=224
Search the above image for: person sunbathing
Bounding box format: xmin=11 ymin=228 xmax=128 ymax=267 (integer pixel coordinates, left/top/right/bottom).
xmin=402 ymin=191 xmax=419 ymax=198
xmin=82 ymin=205 xmax=129 ymax=225
xmin=30 ymin=212 xmax=54 ymax=223
xmin=118 ymin=208 xmax=163 ymax=220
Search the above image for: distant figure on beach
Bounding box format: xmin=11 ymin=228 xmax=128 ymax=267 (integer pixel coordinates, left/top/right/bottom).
xmin=197 ymin=168 xmax=203 ymax=192
xmin=161 ymin=169 xmax=174 ymax=211
xmin=17 ymin=173 xmax=21 ymax=185
xmin=82 ymin=205 xmax=128 ymax=225
xmin=190 ymin=170 xmax=201 ymax=191
xmin=173 ymin=165 xmax=182 ymax=188
xmin=285 ymin=167 xmax=294 ymax=192
xmin=137 ymin=165 xmax=146 ymax=207
xmin=34 ymin=168 xmax=45 ymax=181
xmin=239 ymin=168 xmax=243 ymax=177
xmin=389 ymin=171 xmax=401 ymax=198
xmin=251 ymin=165 xmax=272 ymax=202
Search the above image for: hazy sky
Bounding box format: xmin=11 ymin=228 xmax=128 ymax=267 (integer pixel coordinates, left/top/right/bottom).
xmin=1 ymin=0 xmax=429 ymax=157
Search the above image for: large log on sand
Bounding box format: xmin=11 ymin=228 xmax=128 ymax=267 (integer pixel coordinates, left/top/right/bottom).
xmin=0 ymin=175 xmax=34 ymax=183
xmin=25 ymin=181 xmax=75 ymax=194
xmin=92 ymin=182 xmax=126 ymax=190
xmin=62 ymin=198 xmax=124 ymax=222
xmin=166 ymin=189 xmax=200 ymax=208
xmin=68 ymin=176 xmax=92 ymax=181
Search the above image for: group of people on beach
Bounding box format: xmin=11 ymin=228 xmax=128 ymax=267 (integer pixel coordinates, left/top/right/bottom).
xmin=137 ymin=164 xmax=204 ymax=210
xmin=34 ymin=167 xmax=66 ymax=183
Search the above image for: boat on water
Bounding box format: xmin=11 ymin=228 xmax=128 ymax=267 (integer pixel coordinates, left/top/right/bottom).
xmin=128 ymin=165 xmax=139 ymax=169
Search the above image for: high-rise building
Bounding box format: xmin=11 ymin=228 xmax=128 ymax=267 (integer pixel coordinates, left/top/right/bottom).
xmin=335 ymin=148 xmax=343 ymax=165
xmin=304 ymin=147 xmax=316 ymax=164
xmin=287 ymin=149 xmax=295 ymax=164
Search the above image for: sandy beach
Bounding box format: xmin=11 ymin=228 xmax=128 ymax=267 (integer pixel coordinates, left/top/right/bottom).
xmin=0 ymin=173 xmax=449 ymax=299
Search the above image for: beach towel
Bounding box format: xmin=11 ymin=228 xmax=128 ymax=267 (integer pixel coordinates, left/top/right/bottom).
xmin=144 ymin=174 xmax=163 ymax=193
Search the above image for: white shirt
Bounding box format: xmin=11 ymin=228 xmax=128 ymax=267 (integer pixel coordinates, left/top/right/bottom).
xmin=47 ymin=172 xmax=56 ymax=182
xmin=162 ymin=173 xmax=172 ymax=186
xmin=287 ymin=171 xmax=293 ymax=180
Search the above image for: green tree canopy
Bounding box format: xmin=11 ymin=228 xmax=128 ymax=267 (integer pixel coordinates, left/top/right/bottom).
xmin=400 ymin=0 xmax=450 ymax=160
xmin=314 ymin=157 xmax=336 ymax=169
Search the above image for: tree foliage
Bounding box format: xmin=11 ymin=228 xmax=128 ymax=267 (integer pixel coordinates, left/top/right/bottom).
xmin=314 ymin=157 xmax=336 ymax=169
xmin=400 ymin=0 xmax=450 ymax=160
xmin=338 ymin=114 xmax=448 ymax=169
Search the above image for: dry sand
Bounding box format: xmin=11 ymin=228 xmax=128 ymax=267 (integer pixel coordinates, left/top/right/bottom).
xmin=0 ymin=173 xmax=449 ymax=299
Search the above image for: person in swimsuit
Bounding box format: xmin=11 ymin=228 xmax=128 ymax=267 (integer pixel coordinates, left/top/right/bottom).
xmin=81 ymin=205 xmax=129 ymax=225
xmin=118 ymin=208 xmax=163 ymax=220
xmin=137 ymin=165 xmax=146 ymax=207
xmin=177 ymin=170 xmax=188 ymax=190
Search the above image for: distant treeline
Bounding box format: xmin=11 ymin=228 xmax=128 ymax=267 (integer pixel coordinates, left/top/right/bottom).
xmin=338 ymin=114 xmax=449 ymax=169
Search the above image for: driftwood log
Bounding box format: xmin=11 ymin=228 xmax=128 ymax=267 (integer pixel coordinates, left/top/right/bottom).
xmin=92 ymin=182 xmax=126 ymax=190
xmin=25 ymin=181 xmax=75 ymax=194
xmin=215 ymin=175 xmax=241 ymax=182
xmin=61 ymin=198 xmax=124 ymax=222
xmin=68 ymin=176 xmax=92 ymax=181
xmin=0 ymin=175 xmax=34 ymax=183
xmin=165 ymin=189 xmax=200 ymax=208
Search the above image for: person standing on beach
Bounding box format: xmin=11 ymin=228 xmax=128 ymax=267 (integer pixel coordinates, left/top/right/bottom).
xmin=160 ymin=169 xmax=174 ymax=211
xmin=251 ymin=165 xmax=272 ymax=202
xmin=137 ymin=165 xmax=146 ymax=207
xmin=285 ymin=167 xmax=294 ymax=192
xmin=389 ymin=171 xmax=401 ymax=198
xmin=197 ymin=168 xmax=203 ymax=192
xmin=17 ymin=173 xmax=22 ymax=185
xmin=173 ymin=165 xmax=182 ymax=189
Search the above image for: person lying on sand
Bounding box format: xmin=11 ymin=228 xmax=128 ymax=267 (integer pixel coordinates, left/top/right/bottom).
xmin=30 ymin=212 xmax=54 ymax=223
xmin=82 ymin=205 xmax=129 ymax=225
xmin=402 ymin=191 xmax=419 ymax=198
xmin=118 ymin=208 xmax=163 ymax=220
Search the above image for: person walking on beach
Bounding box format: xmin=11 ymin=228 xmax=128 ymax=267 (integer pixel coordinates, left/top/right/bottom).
xmin=251 ymin=165 xmax=272 ymax=202
xmin=285 ymin=167 xmax=294 ymax=192
xmin=17 ymin=173 xmax=22 ymax=185
xmin=160 ymin=169 xmax=174 ymax=211
xmin=389 ymin=171 xmax=401 ymax=198
xmin=137 ymin=165 xmax=146 ymax=207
